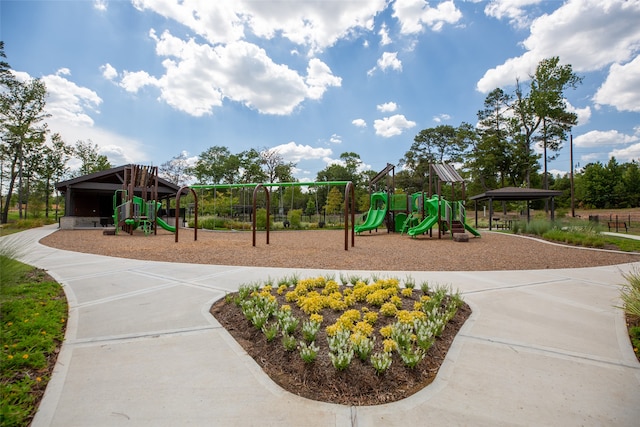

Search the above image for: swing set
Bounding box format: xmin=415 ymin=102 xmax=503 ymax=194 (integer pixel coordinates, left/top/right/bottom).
xmin=174 ymin=180 xmax=357 ymax=250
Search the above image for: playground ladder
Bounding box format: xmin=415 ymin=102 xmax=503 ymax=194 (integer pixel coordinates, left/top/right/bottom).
xmin=400 ymin=212 xmax=416 ymax=235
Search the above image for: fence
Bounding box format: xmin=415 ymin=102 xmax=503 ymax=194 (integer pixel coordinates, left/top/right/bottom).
xmin=588 ymin=213 xmax=640 ymax=233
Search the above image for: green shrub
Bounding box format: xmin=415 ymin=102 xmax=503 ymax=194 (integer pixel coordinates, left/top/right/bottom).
xmin=620 ymin=268 xmax=640 ymax=319
xmin=288 ymin=209 xmax=302 ymax=229
xmin=255 ymin=208 xmax=272 ymax=229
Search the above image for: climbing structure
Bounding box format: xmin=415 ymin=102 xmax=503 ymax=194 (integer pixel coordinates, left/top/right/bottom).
xmin=114 ymin=164 xmax=159 ymax=235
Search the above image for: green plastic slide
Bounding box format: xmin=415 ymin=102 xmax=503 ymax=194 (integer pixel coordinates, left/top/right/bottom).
xmin=156 ymin=217 xmax=176 ymax=232
xmin=407 ymin=215 xmax=438 ymax=236
xmin=355 ymin=192 xmax=388 ymax=234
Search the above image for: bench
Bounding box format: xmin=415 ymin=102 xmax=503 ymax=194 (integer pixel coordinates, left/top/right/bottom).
xmin=607 ymin=221 xmax=628 ymax=233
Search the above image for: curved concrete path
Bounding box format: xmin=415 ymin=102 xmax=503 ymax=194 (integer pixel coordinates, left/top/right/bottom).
xmin=3 ymin=225 xmax=640 ymax=426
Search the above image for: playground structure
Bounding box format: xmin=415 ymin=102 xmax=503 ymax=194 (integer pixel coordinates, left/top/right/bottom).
xmin=356 ymin=163 xmax=479 ymax=239
xmin=178 ymin=181 xmax=356 ymax=250
xmin=113 ymin=165 xmax=177 ymax=236
xmin=111 ymin=162 xmax=477 ymax=248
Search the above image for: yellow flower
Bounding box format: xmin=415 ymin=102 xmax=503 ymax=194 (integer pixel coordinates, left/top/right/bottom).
xmin=36 ymin=377 xmax=42 ymax=382
xmin=6 ymin=322 xmax=13 ymax=327
xmin=383 ymin=339 xmax=397 ymax=353
xmin=22 ymin=354 xmax=29 ymax=359
xmin=7 ymin=355 xmax=13 ymax=360
xmin=401 ymin=288 xmax=413 ymax=298
xmin=61 ymin=318 xmax=66 ymax=323
xmin=309 ymin=314 xmax=323 ymax=324
xmin=41 ymin=331 xmax=47 ymax=335
xmin=379 ymin=325 xmax=393 ymax=338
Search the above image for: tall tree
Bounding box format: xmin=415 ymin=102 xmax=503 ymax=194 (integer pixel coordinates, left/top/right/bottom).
xmin=0 ymin=71 xmax=49 ymax=222
xmin=238 ymin=148 xmax=268 ymax=183
xmin=159 ymin=151 xmax=192 ymax=186
xmin=260 ymin=147 xmax=295 ymax=183
xmin=469 ymin=88 xmax=514 ymax=189
xmin=73 ymin=140 xmax=111 ymax=176
xmin=40 ymin=133 xmax=72 ymax=218
xmin=513 ymin=57 xmax=581 ymax=187
xmin=190 ymin=145 xmax=233 ymax=184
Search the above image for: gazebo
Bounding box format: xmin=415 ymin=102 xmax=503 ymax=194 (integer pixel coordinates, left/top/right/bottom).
xmin=55 ymin=165 xmax=180 ymax=229
xmin=469 ymin=187 xmax=563 ymax=230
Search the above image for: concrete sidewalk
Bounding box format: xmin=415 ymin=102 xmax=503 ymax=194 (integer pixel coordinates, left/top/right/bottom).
xmin=3 ymin=225 xmax=640 ymax=426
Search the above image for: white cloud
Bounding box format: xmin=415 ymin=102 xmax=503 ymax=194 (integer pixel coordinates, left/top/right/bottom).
xmin=610 ymin=143 xmax=640 ymax=163
xmin=373 ymin=114 xmax=416 ymax=137
xmin=433 ymin=113 xmax=451 ymax=123
xmin=94 ymin=0 xmax=107 ymax=11
xmin=352 ymin=119 xmax=367 ymax=128
xmin=270 ymin=141 xmax=332 ymax=164
xmin=379 ymin=23 xmax=392 ymax=46
xmin=484 ymin=0 xmax=543 ymax=28
xmin=593 ymin=55 xmax=640 ymax=112
xmin=329 ymin=134 xmax=342 ymax=144
xmin=477 ymin=0 xmax=640 ymax=93
xmin=306 ymin=58 xmax=342 ymax=100
xmin=574 ymin=130 xmax=639 ymax=148
xmin=120 ymin=30 xmax=340 ymax=116
xmin=21 ymin=69 xmax=149 ymax=166
xmin=377 ymin=102 xmax=398 ymax=113
xmin=43 ymin=70 xmax=102 ymax=128
xmin=392 ymin=0 xmax=462 ymax=34
xmin=120 ymin=70 xmax=158 ymax=93
xmin=368 ymin=52 xmax=402 ymax=75
xmin=133 ymin=0 xmax=386 ymax=54
xmin=565 ymin=100 xmax=591 ymax=126
xmin=100 ymin=63 xmax=118 ymax=81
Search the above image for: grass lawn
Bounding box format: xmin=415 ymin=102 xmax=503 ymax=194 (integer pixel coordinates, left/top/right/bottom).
xmin=0 ymin=249 xmax=67 ymax=427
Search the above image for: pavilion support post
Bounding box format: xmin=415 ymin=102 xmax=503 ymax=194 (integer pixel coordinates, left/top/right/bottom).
xmin=489 ymin=197 xmax=494 ymax=231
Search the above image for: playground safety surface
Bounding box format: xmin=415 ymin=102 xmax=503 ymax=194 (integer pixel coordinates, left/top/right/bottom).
xmin=40 ymin=228 xmax=640 ymax=271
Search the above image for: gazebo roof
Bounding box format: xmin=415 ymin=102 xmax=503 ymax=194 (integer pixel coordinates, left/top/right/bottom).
xmin=469 ymin=187 xmax=563 ymax=201
xmin=56 ymin=165 xmax=180 ymax=196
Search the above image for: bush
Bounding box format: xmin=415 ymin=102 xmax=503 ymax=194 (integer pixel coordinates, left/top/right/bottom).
xmin=288 ymin=209 xmax=302 ymax=229
xmin=255 ymin=208 xmax=272 ymax=229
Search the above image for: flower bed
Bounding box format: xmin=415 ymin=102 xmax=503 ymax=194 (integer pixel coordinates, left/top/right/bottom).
xmin=211 ymin=274 xmax=471 ymax=405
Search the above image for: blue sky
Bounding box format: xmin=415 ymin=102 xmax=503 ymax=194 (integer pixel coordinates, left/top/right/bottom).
xmin=2 ymin=0 xmax=639 ymax=183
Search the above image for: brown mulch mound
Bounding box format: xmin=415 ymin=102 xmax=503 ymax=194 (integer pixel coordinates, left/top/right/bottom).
xmin=39 ymin=228 xmax=640 ymax=271
xmin=211 ymin=290 xmax=471 ymax=406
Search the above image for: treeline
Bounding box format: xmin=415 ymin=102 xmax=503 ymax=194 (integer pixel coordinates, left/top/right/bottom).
xmin=3 ymin=37 xmax=638 ymax=224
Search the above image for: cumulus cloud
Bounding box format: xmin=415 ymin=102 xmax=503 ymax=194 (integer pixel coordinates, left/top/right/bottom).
xmin=610 ymin=143 xmax=640 ymax=163
xmin=593 ymin=55 xmax=640 ymax=112
xmin=484 ymin=0 xmax=543 ymax=28
xmin=379 ymin=23 xmax=392 ymax=46
xmin=133 ymin=0 xmax=386 ymax=53
xmin=18 ymin=69 xmax=149 ymax=165
xmin=368 ymin=52 xmax=402 ymax=75
xmin=377 ymin=102 xmax=398 ymax=113
xmin=329 ymin=134 xmax=342 ymax=144
xmin=352 ymin=119 xmax=367 ymax=128
xmin=433 ymin=113 xmax=451 ymax=123
xmin=477 ymin=0 xmax=640 ymax=93
xmin=574 ymin=130 xmax=639 ymax=148
xmin=373 ymin=114 xmax=416 ymax=137
xmin=100 ymin=63 xmax=118 ymax=81
xmin=565 ymin=100 xmax=591 ymax=126
xmin=94 ymin=0 xmax=107 ymax=11
xmin=270 ymin=141 xmax=333 ymax=164
xmin=118 ymin=30 xmax=340 ymax=116
xmin=392 ymin=0 xmax=462 ymax=34
xmin=43 ymin=70 xmax=102 ymax=128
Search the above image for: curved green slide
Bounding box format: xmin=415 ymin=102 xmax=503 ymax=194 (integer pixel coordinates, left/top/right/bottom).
xmin=156 ymin=217 xmax=176 ymax=232
xmin=355 ymin=192 xmax=388 ymax=234
xmin=407 ymin=215 xmax=438 ymax=236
